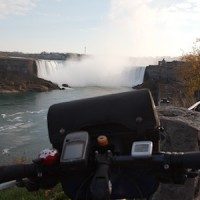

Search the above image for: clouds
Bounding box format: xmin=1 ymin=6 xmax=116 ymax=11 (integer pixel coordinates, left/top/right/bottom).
xmin=104 ymin=0 xmax=200 ymax=56
xmin=0 ymin=0 xmax=200 ymax=56
xmin=0 ymin=0 xmax=36 ymax=19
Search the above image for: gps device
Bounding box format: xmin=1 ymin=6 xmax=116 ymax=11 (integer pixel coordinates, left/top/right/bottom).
xmin=60 ymin=131 xmax=89 ymax=168
xmin=131 ymin=141 xmax=153 ymax=158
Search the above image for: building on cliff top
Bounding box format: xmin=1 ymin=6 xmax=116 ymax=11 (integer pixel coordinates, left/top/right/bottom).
xmin=158 ymin=59 xmax=185 ymax=67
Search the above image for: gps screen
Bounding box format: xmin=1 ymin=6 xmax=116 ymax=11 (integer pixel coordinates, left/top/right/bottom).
xmin=63 ymin=142 xmax=84 ymax=160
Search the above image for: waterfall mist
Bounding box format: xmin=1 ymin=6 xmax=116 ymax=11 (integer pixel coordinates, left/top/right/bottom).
xmin=36 ymin=55 xmax=146 ymax=87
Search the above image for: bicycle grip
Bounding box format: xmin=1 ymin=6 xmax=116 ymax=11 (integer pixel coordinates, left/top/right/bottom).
xmin=170 ymin=152 xmax=200 ymax=168
xmin=0 ymin=164 xmax=37 ymax=183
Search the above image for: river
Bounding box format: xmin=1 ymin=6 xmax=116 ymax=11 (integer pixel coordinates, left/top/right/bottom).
xmin=0 ymin=87 xmax=132 ymax=164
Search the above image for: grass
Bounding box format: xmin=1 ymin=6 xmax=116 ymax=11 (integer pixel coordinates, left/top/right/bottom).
xmin=0 ymin=184 xmax=69 ymax=200
xmin=0 ymin=158 xmax=70 ymax=199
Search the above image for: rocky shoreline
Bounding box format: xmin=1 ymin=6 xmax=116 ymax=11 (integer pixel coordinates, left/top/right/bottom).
xmin=0 ymin=78 xmax=60 ymax=93
xmin=0 ymin=57 xmax=60 ymax=93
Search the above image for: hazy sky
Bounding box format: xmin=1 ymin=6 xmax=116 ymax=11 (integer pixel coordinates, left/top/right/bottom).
xmin=1 ymin=0 xmax=200 ymax=57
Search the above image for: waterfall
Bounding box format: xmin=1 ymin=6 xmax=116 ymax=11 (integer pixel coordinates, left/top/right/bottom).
xmin=36 ymin=56 xmax=146 ymax=87
xmin=36 ymin=60 xmax=64 ymax=78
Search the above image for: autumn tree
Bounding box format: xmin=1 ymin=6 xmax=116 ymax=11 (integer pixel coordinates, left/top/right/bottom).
xmin=180 ymin=39 xmax=200 ymax=97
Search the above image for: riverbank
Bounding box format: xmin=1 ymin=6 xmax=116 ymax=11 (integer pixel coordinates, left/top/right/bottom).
xmin=0 ymin=77 xmax=60 ymax=93
xmin=0 ymin=57 xmax=59 ymax=93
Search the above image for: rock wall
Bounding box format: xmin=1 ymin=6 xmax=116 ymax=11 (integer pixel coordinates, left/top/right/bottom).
xmin=135 ymin=60 xmax=194 ymax=107
xmin=0 ymin=57 xmax=37 ymax=77
xmin=144 ymin=61 xmax=183 ymax=83
xmin=153 ymin=106 xmax=200 ymax=200
xmin=0 ymin=57 xmax=59 ymax=92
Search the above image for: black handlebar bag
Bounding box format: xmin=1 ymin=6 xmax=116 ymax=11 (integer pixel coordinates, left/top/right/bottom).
xmin=47 ymin=89 xmax=160 ymax=199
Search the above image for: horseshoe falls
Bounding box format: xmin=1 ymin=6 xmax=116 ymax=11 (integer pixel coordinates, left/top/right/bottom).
xmin=36 ymin=56 xmax=146 ymax=87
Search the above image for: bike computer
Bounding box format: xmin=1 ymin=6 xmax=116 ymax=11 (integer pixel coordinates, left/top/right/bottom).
xmin=60 ymin=131 xmax=89 ymax=168
xmin=131 ymin=141 xmax=153 ymax=158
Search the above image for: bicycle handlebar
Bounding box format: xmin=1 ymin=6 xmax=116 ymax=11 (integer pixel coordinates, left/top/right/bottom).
xmin=112 ymin=152 xmax=200 ymax=169
xmin=170 ymin=152 xmax=200 ymax=168
xmin=1 ymin=152 xmax=200 ymax=185
xmin=0 ymin=164 xmax=37 ymax=184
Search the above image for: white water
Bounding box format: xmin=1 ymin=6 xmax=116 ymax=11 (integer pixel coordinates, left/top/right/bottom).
xmin=36 ymin=56 xmax=146 ymax=87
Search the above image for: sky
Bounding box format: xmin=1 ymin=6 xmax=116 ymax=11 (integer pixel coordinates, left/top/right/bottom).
xmin=1 ymin=0 xmax=200 ymax=57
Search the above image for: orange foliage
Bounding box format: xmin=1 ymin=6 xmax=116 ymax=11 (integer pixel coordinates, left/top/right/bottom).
xmin=181 ymin=39 xmax=200 ymax=96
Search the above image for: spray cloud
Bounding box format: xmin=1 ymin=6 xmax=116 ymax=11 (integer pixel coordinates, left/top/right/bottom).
xmin=36 ymin=55 xmax=146 ymax=87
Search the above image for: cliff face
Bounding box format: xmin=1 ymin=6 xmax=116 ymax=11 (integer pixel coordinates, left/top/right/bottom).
xmin=0 ymin=57 xmax=59 ymax=93
xmin=135 ymin=60 xmax=194 ymax=107
xmin=0 ymin=57 xmax=37 ymax=77
xmin=144 ymin=61 xmax=182 ymax=82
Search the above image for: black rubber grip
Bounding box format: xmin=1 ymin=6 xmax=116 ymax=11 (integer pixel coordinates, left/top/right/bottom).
xmin=0 ymin=164 xmax=37 ymax=183
xmin=170 ymin=152 xmax=200 ymax=168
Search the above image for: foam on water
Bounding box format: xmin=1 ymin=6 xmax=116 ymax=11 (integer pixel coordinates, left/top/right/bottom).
xmin=26 ymin=110 xmax=45 ymax=114
xmin=2 ymin=148 xmax=11 ymax=155
xmin=1 ymin=114 xmax=6 ymax=119
xmin=7 ymin=116 xmax=22 ymax=122
xmin=0 ymin=109 xmax=44 ymax=135
xmin=0 ymin=123 xmax=24 ymax=133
